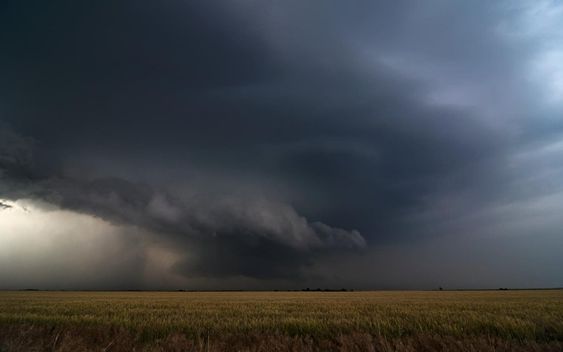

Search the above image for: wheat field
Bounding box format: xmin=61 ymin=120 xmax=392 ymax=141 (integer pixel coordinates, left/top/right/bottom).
xmin=0 ymin=290 xmax=562 ymax=351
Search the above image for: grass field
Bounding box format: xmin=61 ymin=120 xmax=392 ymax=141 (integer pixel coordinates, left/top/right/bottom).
xmin=0 ymin=290 xmax=562 ymax=351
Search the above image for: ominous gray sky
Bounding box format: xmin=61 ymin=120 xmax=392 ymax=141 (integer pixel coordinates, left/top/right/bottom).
xmin=1 ymin=0 xmax=562 ymax=290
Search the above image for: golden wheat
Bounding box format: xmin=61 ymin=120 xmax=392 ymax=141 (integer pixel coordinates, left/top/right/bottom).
xmin=0 ymin=290 xmax=562 ymax=351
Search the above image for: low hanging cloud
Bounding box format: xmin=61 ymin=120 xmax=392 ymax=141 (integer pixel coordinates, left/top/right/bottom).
xmin=46 ymin=178 xmax=365 ymax=251
xmin=0 ymin=125 xmax=365 ymax=282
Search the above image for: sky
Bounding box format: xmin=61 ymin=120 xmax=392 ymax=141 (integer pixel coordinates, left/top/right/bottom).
xmin=1 ymin=0 xmax=562 ymax=290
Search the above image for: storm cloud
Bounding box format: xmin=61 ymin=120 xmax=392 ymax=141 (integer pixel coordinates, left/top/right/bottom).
xmin=1 ymin=0 xmax=562 ymax=289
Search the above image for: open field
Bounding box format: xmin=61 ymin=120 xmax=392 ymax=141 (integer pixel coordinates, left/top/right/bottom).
xmin=0 ymin=290 xmax=562 ymax=351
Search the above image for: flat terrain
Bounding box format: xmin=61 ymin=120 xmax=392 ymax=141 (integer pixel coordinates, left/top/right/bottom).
xmin=0 ymin=290 xmax=562 ymax=351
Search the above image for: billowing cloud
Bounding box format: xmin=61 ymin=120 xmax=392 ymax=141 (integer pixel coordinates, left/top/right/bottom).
xmin=0 ymin=124 xmax=364 ymax=284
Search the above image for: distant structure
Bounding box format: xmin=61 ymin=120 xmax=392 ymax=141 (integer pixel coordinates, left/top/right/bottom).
xmin=301 ymin=288 xmax=351 ymax=292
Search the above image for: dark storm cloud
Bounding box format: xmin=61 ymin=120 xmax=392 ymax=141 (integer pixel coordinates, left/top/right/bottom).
xmin=1 ymin=0 xmax=562 ymax=287
xmin=0 ymin=125 xmax=364 ymax=280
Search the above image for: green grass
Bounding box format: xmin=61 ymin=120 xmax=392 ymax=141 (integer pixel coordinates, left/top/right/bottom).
xmin=0 ymin=290 xmax=562 ymax=351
